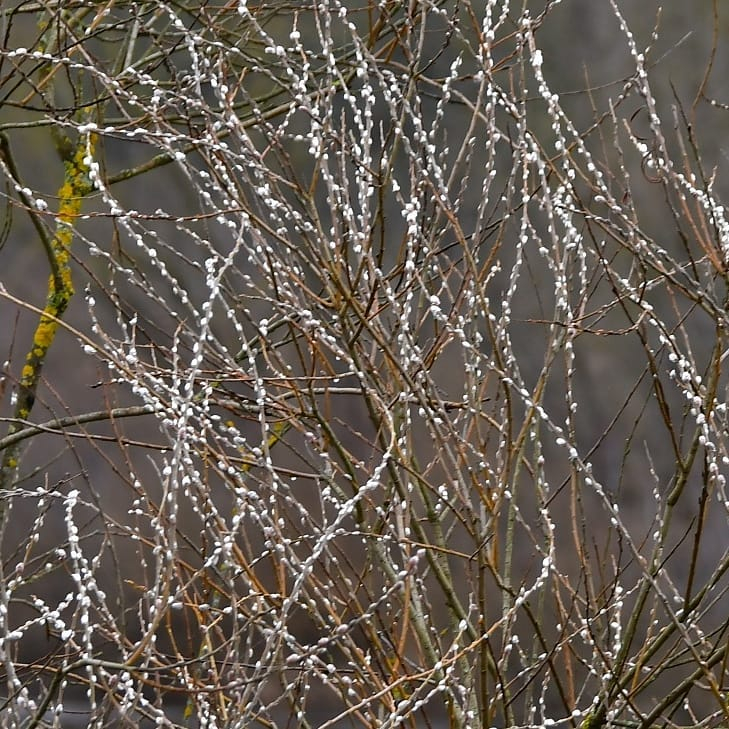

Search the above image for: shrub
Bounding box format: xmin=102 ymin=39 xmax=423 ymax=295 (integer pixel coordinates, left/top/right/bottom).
xmin=1 ymin=1 xmax=728 ymax=727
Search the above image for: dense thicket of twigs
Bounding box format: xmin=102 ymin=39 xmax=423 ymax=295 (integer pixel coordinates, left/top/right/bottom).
xmin=1 ymin=1 xmax=728 ymax=727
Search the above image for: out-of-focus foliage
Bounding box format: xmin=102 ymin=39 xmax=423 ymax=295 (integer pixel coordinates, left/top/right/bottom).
xmin=1 ymin=1 xmax=729 ymax=727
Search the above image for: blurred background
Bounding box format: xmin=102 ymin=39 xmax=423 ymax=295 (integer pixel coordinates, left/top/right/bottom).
xmin=2 ymin=1 xmax=729 ymax=726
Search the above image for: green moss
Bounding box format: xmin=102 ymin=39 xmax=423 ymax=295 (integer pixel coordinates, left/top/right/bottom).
xmin=580 ymin=710 xmax=605 ymax=729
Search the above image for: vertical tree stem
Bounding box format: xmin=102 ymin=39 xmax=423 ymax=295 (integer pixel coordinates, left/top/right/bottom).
xmin=0 ymin=136 xmax=94 ymax=507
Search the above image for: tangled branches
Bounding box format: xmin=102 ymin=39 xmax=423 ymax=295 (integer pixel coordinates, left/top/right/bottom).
xmin=1 ymin=1 xmax=728 ymax=727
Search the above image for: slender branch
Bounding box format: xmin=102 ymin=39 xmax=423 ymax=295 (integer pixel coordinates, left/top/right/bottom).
xmin=0 ymin=406 xmax=156 ymax=452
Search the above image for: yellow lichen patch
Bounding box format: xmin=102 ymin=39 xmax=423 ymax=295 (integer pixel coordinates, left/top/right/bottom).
xmin=30 ymin=317 xmax=58 ymax=353
xmin=20 ymin=317 xmax=59 ymax=389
